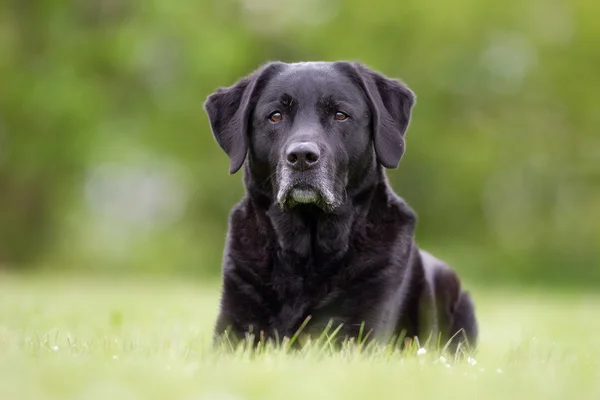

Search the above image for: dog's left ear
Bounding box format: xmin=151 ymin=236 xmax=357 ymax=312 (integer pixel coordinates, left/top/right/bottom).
xmin=339 ymin=62 xmax=416 ymax=169
xmin=204 ymin=62 xmax=283 ymax=174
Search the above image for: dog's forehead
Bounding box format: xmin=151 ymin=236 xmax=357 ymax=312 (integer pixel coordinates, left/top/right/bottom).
xmin=261 ymin=62 xmax=364 ymax=104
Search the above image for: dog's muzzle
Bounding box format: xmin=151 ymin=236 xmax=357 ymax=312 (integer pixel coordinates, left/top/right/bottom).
xmin=275 ymin=141 xmax=339 ymax=211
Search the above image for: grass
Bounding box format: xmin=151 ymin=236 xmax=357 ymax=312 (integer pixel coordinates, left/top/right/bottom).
xmin=1 ymin=274 xmax=600 ymax=399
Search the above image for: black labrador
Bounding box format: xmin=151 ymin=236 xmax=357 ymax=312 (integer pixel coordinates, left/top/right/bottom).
xmin=204 ymin=61 xmax=478 ymax=351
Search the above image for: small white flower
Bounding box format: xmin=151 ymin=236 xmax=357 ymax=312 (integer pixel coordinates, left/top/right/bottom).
xmin=496 ymin=368 xmax=503 ymax=374
xmin=445 ymin=363 xmax=452 ymax=368
xmin=437 ymin=356 xmax=447 ymax=364
xmin=112 ymin=355 xmax=119 ymax=360
xmin=51 ymin=346 xmax=59 ymax=352
xmin=416 ymin=348 xmax=427 ymax=356
xmin=467 ymin=356 xmax=477 ymax=366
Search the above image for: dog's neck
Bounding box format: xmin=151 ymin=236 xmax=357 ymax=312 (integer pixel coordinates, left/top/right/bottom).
xmin=244 ymin=166 xmax=392 ymax=260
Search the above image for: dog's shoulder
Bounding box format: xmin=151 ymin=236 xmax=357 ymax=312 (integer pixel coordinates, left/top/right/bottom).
xmin=227 ymin=196 xmax=250 ymax=227
xmin=362 ymin=182 xmax=417 ymax=242
xmin=225 ymin=196 xmax=272 ymax=268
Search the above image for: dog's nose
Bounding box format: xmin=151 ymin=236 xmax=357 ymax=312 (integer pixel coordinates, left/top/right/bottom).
xmin=286 ymin=142 xmax=320 ymax=171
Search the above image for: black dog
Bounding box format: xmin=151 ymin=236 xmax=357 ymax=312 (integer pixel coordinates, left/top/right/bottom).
xmin=204 ymin=61 xmax=477 ymax=350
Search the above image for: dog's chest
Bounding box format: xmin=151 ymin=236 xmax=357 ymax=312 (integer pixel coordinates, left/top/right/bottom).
xmin=266 ymin=257 xmax=345 ymax=336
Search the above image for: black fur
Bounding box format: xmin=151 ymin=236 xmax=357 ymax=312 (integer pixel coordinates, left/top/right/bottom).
xmin=204 ymin=61 xmax=478 ymax=351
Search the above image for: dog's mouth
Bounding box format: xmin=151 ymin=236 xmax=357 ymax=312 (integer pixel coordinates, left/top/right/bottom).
xmin=277 ymin=181 xmax=336 ymax=211
xmin=289 ymin=186 xmax=319 ymax=204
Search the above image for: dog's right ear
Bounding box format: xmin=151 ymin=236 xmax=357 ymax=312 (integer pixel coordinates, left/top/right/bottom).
xmin=204 ymin=63 xmax=283 ymax=174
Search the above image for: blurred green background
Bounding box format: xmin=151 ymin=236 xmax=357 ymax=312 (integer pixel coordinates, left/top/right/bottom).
xmin=1 ymin=0 xmax=598 ymax=287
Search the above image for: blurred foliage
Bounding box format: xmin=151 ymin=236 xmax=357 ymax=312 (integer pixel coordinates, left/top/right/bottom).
xmin=0 ymin=0 xmax=598 ymax=285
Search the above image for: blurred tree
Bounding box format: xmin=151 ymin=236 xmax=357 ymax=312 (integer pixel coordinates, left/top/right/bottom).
xmin=0 ymin=0 xmax=598 ymax=286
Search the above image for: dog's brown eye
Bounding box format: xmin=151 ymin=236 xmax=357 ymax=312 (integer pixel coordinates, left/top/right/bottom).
xmin=269 ymin=112 xmax=282 ymax=123
xmin=334 ymin=112 xmax=349 ymax=121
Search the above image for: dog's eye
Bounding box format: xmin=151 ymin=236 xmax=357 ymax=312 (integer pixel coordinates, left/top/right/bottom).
xmin=269 ymin=112 xmax=283 ymax=123
xmin=334 ymin=112 xmax=349 ymax=121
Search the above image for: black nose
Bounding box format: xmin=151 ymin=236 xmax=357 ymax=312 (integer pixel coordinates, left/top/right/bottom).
xmin=286 ymin=142 xmax=320 ymax=171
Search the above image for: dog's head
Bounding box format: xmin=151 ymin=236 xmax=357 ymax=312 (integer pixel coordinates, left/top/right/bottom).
xmin=204 ymin=61 xmax=415 ymax=212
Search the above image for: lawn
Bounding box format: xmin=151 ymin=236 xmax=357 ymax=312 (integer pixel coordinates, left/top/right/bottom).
xmin=1 ymin=274 xmax=599 ymax=400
